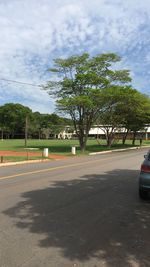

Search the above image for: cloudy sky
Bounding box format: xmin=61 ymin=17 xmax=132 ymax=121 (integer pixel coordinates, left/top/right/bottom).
xmin=0 ymin=0 xmax=150 ymax=113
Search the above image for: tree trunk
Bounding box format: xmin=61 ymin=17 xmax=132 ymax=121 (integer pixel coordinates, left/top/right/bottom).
xmin=38 ymin=130 xmax=41 ymax=140
xmin=79 ymin=137 xmax=86 ymax=152
xmin=1 ymin=129 xmax=3 ymax=140
xmin=132 ymin=132 xmax=136 ymax=146
xmin=106 ymin=131 xmax=114 ymax=147
xmin=78 ymin=132 xmax=89 ymax=153
xmin=108 ymin=136 xmax=114 ymax=147
xmin=25 ymin=116 xmax=28 ymax=147
xmin=122 ymin=130 xmax=129 ymax=145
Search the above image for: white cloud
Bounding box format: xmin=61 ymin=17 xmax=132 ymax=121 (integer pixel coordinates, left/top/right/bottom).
xmin=0 ymin=0 xmax=150 ymax=112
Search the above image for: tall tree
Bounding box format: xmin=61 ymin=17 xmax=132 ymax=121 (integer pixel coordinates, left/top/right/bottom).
xmin=97 ymin=86 xmax=127 ymax=147
xmin=119 ymin=91 xmax=150 ymax=145
xmin=97 ymin=86 xmax=150 ymax=146
xmin=45 ymin=53 xmax=131 ymax=152
xmin=0 ymin=103 xmax=32 ymax=139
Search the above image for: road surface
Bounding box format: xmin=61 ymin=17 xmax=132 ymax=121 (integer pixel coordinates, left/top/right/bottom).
xmin=0 ymin=148 xmax=150 ymax=267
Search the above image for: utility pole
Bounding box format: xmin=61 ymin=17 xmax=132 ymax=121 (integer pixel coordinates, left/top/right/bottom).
xmin=1 ymin=129 xmax=3 ymax=140
xmin=25 ymin=116 xmax=28 ymax=147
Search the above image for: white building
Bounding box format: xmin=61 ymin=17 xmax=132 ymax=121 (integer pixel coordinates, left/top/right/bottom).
xmin=57 ymin=125 xmax=150 ymax=140
xmin=89 ymin=126 xmax=150 ymax=140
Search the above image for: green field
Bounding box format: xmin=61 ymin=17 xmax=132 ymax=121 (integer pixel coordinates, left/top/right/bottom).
xmin=0 ymin=138 xmax=150 ymax=163
xmin=0 ymin=138 xmax=149 ymax=155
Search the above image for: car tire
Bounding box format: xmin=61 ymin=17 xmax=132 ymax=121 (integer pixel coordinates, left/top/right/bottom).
xmin=139 ymin=188 xmax=148 ymax=200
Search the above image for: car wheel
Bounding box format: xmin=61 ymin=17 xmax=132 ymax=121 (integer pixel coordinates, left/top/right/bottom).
xmin=139 ymin=188 xmax=148 ymax=199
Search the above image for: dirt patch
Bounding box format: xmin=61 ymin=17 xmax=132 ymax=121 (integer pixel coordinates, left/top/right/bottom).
xmin=0 ymin=150 xmax=67 ymax=160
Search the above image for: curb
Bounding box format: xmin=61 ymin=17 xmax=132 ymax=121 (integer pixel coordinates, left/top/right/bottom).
xmin=1 ymin=145 xmax=150 ymax=167
xmin=0 ymin=159 xmax=50 ymax=167
xmin=89 ymin=145 xmax=150 ymax=156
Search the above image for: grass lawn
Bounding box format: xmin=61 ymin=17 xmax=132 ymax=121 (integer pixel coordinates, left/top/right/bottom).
xmin=0 ymin=138 xmax=149 ymax=156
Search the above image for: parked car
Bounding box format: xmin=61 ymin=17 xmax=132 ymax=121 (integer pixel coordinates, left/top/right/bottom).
xmin=139 ymin=150 xmax=150 ymax=199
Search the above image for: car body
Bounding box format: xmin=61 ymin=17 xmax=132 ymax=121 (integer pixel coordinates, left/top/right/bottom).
xmin=139 ymin=150 xmax=150 ymax=199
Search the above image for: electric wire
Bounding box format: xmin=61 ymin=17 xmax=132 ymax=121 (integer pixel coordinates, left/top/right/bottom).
xmin=0 ymin=78 xmax=43 ymax=87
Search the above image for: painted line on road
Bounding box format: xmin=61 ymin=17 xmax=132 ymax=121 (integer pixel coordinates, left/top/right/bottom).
xmin=0 ymin=148 xmax=143 ymax=181
xmin=0 ymin=154 xmax=123 ymax=181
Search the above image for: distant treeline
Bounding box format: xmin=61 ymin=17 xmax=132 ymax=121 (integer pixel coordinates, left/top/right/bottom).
xmin=0 ymin=103 xmax=72 ymax=139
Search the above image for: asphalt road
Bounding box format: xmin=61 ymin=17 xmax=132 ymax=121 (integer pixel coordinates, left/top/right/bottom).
xmin=0 ymin=148 xmax=150 ymax=267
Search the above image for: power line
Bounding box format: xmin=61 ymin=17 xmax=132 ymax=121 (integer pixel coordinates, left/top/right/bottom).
xmin=0 ymin=78 xmax=43 ymax=87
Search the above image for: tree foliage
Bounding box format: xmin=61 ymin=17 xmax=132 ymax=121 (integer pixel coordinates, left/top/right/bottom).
xmin=0 ymin=104 xmax=71 ymax=140
xmin=32 ymin=112 xmax=72 ymax=139
xmin=45 ymin=53 xmax=131 ymax=151
xmin=116 ymin=89 xmax=150 ymax=145
xmin=97 ymin=87 xmax=150 ymax=146
xmin=0 ymin=103 xmax=32 ymax=138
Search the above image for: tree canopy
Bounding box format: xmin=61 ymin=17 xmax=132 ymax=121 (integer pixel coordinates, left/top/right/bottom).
xmin=0 ymin=103 xmax=32 ymax=138
xmin=0 ymin=103 xmax=71 ymax=140
xmin=45 ymin=52 xmax=132 ymax=151
xmin=97 ymin=86 xmax=150 ymax=146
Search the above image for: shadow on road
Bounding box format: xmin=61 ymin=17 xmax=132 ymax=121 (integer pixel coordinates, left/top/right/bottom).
xmin=3 ymin=169 xmax=150 ymax=266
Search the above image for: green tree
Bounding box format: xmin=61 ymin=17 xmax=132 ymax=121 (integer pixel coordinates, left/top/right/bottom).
xmin=97 ymin=87 xmax=150 ymax=146
xmin=31 ymin=113 xmax=53 ymax=139
xmin=119 ymin=91 xmax=150 ymax=145
xmin=45 ymin=53 xmax=131 ymax=152
xmin=32 ymin=112 xmax=72 ymax=139
xmin=0 ymin=103 xmax=32 ymax=139
xmin=97 ymin=86 xmax=127 ymax=147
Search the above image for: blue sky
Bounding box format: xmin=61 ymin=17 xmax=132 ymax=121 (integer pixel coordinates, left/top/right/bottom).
xmin=0 ymin=0 xmax=150 ymax=113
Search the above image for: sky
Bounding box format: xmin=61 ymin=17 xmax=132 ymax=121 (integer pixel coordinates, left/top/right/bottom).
xmin=0 ymin=0 xmax=150 ymax=114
